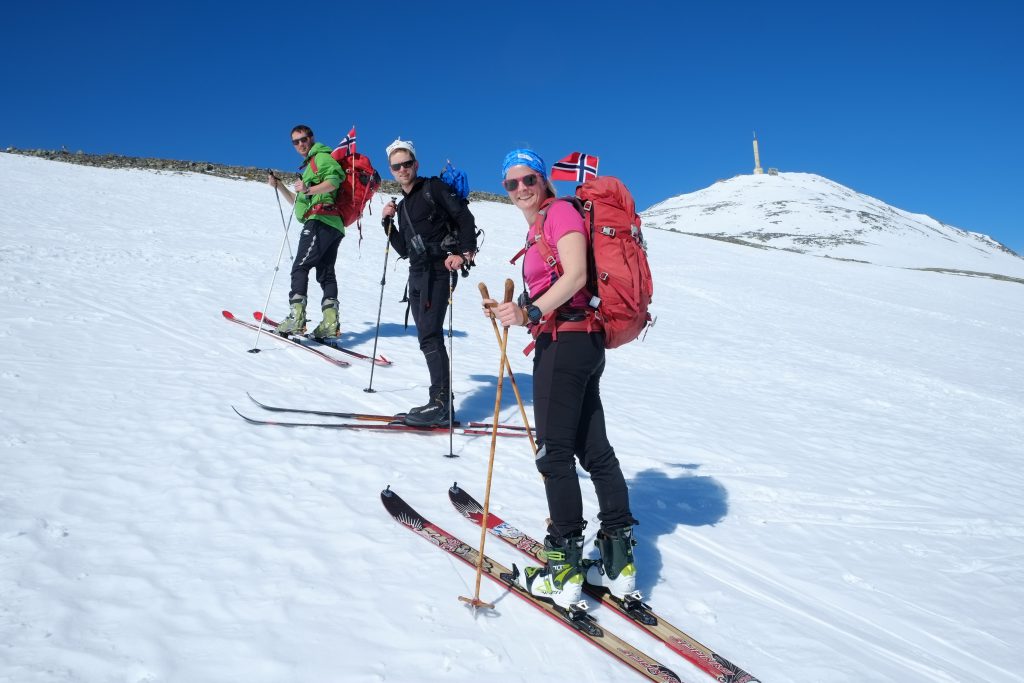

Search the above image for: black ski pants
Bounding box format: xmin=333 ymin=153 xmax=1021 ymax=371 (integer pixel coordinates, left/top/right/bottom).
xmin=409 ymin=266 xmax=456 ymax=398
xmin=289 ymin=219 xmax=343 ymax=302
xmin=532 ymin=331 xmax=634 ymax=541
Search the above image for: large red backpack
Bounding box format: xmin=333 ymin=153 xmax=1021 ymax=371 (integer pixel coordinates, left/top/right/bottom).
xmin=514 ymin=176 xmax=654 ymax=350
xmin=307 ymin=150 xmax=381 ymax=231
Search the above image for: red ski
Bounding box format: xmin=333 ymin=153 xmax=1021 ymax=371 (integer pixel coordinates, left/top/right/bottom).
xmin=222 ymin=310 xmax=349 ymax=367
xmin=253 ymin=311 xmax=391 ymax=367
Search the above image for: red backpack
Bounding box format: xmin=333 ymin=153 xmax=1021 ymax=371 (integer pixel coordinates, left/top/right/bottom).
xmin=307 ymin=150 xmax=381 ymax=231
xmin=513 ymin=176 xmax=654 ymax=350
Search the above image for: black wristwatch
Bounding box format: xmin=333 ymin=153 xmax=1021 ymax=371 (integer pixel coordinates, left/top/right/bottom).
xmin=525 ymin=305 xmax=543 ymax=324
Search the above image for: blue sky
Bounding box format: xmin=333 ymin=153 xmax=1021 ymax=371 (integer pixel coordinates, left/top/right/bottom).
xmin=3 ymin=1 xmax=1022 ymax=253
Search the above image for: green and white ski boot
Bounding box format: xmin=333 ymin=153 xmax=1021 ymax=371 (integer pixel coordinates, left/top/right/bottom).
xmin=524 ymin=533 xmax=585 ymax=610
xmin=584 ymin=525 xmax=639 ymax=601
xmin=276 ymin=294 xmax=307 ymax=335
xmin=312 ymin=298 xmax=340 ymax=340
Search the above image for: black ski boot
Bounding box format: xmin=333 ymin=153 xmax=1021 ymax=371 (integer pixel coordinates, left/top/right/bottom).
xmin=403 ymin=390 xmax=455 ymax=427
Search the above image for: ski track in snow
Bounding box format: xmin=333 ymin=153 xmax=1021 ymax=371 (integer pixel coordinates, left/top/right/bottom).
xmin=2 ymin=153 xmax=1024 ymax=682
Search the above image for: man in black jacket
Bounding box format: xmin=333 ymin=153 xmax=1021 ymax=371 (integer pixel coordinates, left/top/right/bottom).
xmin=380 ymin=138 xmax=478 ymax=426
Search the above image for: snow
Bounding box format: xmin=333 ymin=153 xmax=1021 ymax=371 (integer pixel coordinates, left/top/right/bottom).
xmin=643 ymin=172 xmax=1024 ymax=276
xmin=2 ymin=152 xmax=1023 ymax=682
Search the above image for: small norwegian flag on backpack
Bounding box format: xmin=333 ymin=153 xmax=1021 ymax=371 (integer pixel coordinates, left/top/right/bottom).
xmin=513 ymin=175 xmax=654 ymax=350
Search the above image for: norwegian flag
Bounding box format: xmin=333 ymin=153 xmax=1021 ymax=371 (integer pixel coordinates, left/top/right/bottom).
xmin=550 ymin=152 xmax=599 ymax=182
xmin=336 ymin=126 xmax=357 ymax=155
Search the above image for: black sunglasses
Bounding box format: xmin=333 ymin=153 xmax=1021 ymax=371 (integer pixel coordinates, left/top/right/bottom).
xmin=503 ymin=173 xmax=541 ymax=192
xmin=390 ymin=160 xmax=415 ymax=171
xmin=291 ymin=135 xmax=311 ymax=146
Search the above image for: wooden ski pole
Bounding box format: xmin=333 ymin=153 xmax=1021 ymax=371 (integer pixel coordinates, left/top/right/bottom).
xmin=459 ymin=278 xmax=515 ymax=611
xmin=478 ymin=282 xmax=537 ymax=455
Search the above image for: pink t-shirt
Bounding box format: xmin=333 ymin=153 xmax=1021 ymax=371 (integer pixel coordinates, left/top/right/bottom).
xmin=522 ymin=200 xmax=590 ymax=309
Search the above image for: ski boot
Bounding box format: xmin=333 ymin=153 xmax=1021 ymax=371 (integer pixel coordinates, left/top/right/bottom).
xmin=585 ymin=525 xmax=639 ymax=602
xmin=311 ymin=298 xmax=340 ymax=340
xmin=403 ymin=390 xmax=455 ymax=427
xmin=276 ymin=294 xmax=307 ymax=335
xmin=524 ymin=533 xmax=585 ymax=610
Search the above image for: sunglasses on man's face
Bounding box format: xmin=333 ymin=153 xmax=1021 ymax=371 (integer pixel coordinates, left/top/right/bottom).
xmin=503 ymin=173 xmax=541 ymax=192
xmin=390 ymin=160 xmax=415 ymax=171
xmin=291 ymin=135 xmax=311 ymax=146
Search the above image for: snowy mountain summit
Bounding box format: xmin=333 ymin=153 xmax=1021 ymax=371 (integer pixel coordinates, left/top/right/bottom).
xmin=642 ymin=172 xmax=1024 ymax=278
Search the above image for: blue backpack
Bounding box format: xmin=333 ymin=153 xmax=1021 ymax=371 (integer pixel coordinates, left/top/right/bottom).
xmin=421 ymin=159 xmax=472 ymax=235
xmin=440 ymin=160 xmax=469 ymax=200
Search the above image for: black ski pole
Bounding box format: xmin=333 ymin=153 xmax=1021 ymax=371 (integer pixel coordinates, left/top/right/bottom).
xmin=365 ymin=198 xmax=396 ymax=392
xmin=444 ymin=268 xmax=458 ymax=458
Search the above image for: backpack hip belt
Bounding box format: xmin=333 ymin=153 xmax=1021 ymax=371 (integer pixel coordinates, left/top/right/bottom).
xmin=306 ymin=202 xmax=340 ymax=219
xmin=523 ymin=307 xmax=602 ymax=355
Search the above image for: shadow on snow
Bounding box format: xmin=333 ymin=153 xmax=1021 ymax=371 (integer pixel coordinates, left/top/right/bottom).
xmin=624 ymin=465 xmax=728 ymax=597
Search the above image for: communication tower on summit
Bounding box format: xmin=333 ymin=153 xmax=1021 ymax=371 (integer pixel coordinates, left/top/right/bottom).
xmin=752 ymin=132 xmax=763 ymax=175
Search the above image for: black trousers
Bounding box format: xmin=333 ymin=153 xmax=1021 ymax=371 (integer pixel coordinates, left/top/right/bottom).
xmin=290 ymin=219 xmax=343 ymax=302
xmin=409 ymin=266 xmax=457 ymax=397
xmin=533 ymin=331 xmax=634 ymax=540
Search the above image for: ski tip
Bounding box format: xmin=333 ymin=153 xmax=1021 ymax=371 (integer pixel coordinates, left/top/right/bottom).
xmin=654 ymin=665 xmax=682 ymax=683
xmin=221 ymin=310 xmax=234 ymax=319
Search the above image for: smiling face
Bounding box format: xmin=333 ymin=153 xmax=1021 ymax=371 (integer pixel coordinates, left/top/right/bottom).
xmin=504 ymin=164 xmax=550 ymax=218
xmin=291 ymin=128 xmax=314 ymax=158
xmin=388 ymin=149 xmax=419 ymax=190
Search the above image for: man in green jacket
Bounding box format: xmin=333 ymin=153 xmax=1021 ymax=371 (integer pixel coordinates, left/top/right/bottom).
xmin=267 ymin=125 xmax=347 ymax=338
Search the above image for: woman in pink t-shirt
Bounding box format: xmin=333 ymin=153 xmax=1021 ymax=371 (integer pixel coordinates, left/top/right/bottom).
xmin=490 ymin=149 xmax=638 ymax=612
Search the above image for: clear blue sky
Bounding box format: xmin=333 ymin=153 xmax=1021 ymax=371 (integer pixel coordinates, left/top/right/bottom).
xmin=4 ymin=1 xmax=1022 ymax=253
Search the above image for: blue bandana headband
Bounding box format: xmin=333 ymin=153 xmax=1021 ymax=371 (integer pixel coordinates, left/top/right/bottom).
xmin=502 ymin=149 xmax=546 ymax=178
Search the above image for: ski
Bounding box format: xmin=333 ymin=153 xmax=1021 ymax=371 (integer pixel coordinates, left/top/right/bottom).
xmin=232 ymin=407 xmax=528 ymax=438
xmin=447 ymin=484 xmax=760 ymax=683
xmin=381 ymin=487 xmax=684 ymax=683
xmin=245 ymin=393 xmax=535 ymax=433
xmin=222 ymin=310 xmax=350 ymax=367
xmin=253 ymin=312 xmax=392 ymax=367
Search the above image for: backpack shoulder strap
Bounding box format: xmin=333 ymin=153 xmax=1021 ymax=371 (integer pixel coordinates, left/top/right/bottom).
xmin=531 ymin=201 xmax=565 ymax=278
xmin=422 ymin=176 xmax=451 ymax=217
xmin=509 ymin=197 xmax=566 ymax=275
xmin=422 ymin=177 xmax=435 ymax=210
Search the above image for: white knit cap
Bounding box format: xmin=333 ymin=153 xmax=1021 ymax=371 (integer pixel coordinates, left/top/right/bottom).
xmin=385 ymin=137 xmax=416 ymax=159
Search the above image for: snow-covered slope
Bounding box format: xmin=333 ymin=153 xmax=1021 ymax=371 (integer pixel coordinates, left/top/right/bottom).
xmin=2 ymin=152 xmax=1023 ymax=683
xmin=643 ymin=172 xmax=1024 ymax=277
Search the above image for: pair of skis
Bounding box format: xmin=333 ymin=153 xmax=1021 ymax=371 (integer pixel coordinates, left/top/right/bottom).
xmin=252 ymin=311 xmax=392 ymax=367
xmin=383 ymin=486 xmax=760 ymax=683
xmin=221 ymin=310 xmax=390 ymax=367
xmin=233 ymin=394 xmax=534 ymax=438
